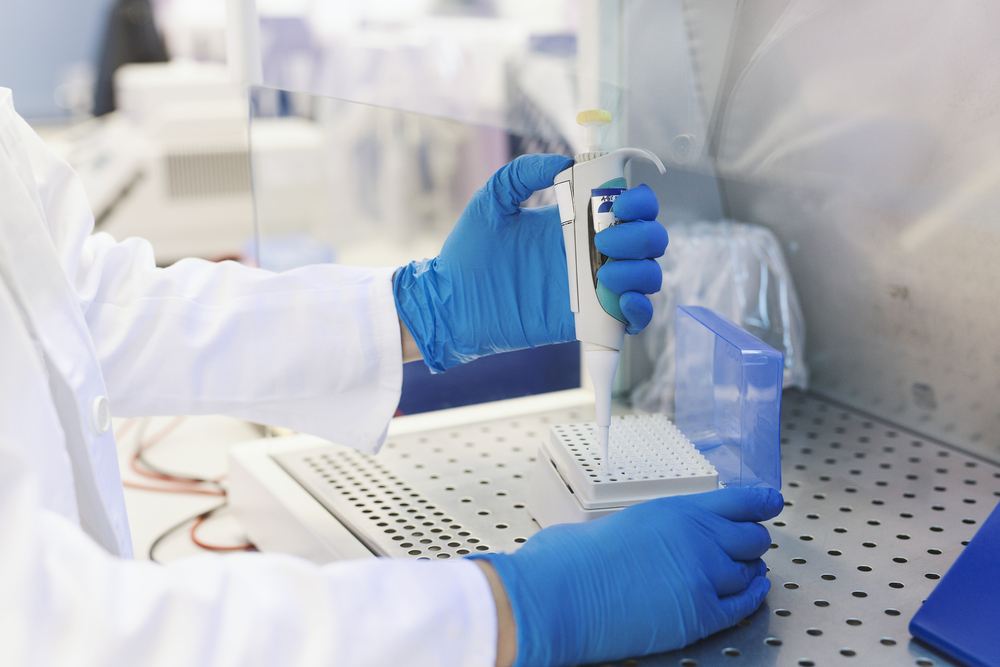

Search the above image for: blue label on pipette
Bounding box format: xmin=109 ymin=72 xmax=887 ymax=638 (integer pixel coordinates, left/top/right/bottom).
xmin=591 ymin=187 xmax=627 ymax=232
xmin=591 ymin=186 xmax=629 ymax=323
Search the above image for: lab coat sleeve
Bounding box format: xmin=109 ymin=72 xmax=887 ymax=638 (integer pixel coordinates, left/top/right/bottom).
xmin=3 ymin=259 xmax=500 ymax=667
xmin=19 ymin=111 xmax=403 ymax=454
xmin=82 ymin=237 xmax=403 ymax=454
xmin=0 ymin=441 xmax=498 ymax=667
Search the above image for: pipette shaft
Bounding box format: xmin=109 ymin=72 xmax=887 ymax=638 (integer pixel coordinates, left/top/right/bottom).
xmin=585 ymin=345 xmax=619 ymax=465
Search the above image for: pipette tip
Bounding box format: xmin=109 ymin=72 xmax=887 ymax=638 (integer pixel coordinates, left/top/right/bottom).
xmin=598 ymin=425 xmax=609 ymax=467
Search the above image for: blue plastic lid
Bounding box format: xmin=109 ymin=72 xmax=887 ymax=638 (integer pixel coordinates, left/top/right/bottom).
xmin=673 ymin=306 xmax=783 ymax=490
xmin=909 ymin=499 xmax=1000 ymax=667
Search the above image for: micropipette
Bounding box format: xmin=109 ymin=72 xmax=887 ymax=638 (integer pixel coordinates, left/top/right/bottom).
xmin=552 ymin=110 xmax=665 ymax=465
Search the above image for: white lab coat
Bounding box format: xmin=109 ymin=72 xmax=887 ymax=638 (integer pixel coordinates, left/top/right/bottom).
xmin=0 ymin=88 xmax=495 ymax=667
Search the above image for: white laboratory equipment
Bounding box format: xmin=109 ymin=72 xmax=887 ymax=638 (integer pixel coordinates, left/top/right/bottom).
xmin=528 ymin=414 xmax=718 ymax=527
xmin=552 ymin=110 xmax=665 ymax=461
xmin=528 ymin=305 xmax=784 ymax=527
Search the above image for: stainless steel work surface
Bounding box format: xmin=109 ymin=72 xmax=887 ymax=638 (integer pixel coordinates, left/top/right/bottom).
xmin=273 ymin=391 xmax=1000 ymax=666
xmin=272 ymin=404 xmax=596 ymax=559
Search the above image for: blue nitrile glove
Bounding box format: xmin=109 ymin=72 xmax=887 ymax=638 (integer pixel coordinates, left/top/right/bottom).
xmin=597 ymin=183 xmax=667 ymax=334
xmin=471 ymin=487 xmax=783 ymax=667
xmin=393 ymin=154 xmax=669 ymax=373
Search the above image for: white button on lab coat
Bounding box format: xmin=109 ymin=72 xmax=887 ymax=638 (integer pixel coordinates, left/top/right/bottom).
xmin=0 ymin=88 xmax=495 ymax=667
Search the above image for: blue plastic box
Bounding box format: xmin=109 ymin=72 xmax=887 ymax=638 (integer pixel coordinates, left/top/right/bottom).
xmin=674 ymin=306 xmax=783 ymax=490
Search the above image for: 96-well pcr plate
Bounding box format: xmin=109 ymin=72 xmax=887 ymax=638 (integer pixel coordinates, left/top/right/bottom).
xmin=544 ymin=413 xmax=719 ymax=509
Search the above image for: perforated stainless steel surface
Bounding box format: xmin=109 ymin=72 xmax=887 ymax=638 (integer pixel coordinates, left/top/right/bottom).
xmin=274 ymin=391 xmax=1000 ymax=666
xmin=273 ymin=405 xmax=596 ymax=559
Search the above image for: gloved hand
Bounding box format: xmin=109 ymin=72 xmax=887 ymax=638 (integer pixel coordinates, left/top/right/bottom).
xmin=472 ymin=487 xmax=783 ymax=667
xmin=393 ymin=154 xmax=668 ymax=373
xmin=597 ymin=183 xmax=666 ymax=334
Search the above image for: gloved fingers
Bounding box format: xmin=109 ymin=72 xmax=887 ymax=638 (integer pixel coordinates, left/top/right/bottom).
xmin=716 ymin=576 xmax=771 ymax=628
xmin=683 ymin=487 xmax=785 ymax=523
xmin=594 ymin=220 xmax=668 ymax=259
xmin=611 ymin=183 xmax=659 ymax=221
xmin=711 ymin=558 xmax=761 ymax=598
xmin=597 ymin=259 xmax=662 ymax=295
xmin=709 ymin=519 xmax=773 ymax=562
xmin=490 ymin=154 xmax=575 ymax=216
xmin=620 ymin=292 xmax=653 ymax=334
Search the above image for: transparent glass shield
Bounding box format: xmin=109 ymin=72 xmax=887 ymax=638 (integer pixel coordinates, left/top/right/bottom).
xmin=236 ymin=0 xmax=654 ymax=156
xmin=246 ymin=85 xmax=514 ymax=270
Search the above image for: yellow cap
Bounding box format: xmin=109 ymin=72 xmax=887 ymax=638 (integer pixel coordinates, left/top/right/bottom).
xmin=576 ymin=109 xmax=611 ymax=126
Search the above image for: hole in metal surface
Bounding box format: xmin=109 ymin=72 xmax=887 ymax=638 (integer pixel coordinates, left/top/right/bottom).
xmin=805 ymin=628 xmax=823 ymax=636
xmin=722 ymin=648 xmax=740 ymax=657
xmin=764 ymin=637 xmax=782 ymax=647
xmin=885 ymin=608 xmax=901 ymax=616
xmin=845 ymin=618 xmax=862 ymax=626
xmin=814 ymin=600 xmax=829 ymax=607
xmin=775 ymin=609 xmax=792 ymax=617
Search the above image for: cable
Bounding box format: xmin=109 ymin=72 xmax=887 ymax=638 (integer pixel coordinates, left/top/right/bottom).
xmin=148 ymin=503 xmax=227 ymax=563
xmin=148 ymin=503 xmax=254 ymax=562
xmin=190 ymin=508 xmax=255 ymax=552
xmin=123 ymin=480 xmax=225 ymax=496
xmin=126 ymin=417 xmax=254 ymax=559
xmin=127 ymin=417 xmax=226 ymax=495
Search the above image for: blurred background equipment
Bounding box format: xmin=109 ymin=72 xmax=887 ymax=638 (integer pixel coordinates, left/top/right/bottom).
xmin=93 ymin=0 xmax=169 ymax=116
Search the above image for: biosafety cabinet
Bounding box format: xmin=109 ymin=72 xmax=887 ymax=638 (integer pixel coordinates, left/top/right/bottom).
xmin=226 ymin=2 xmax=1000 ymax=666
